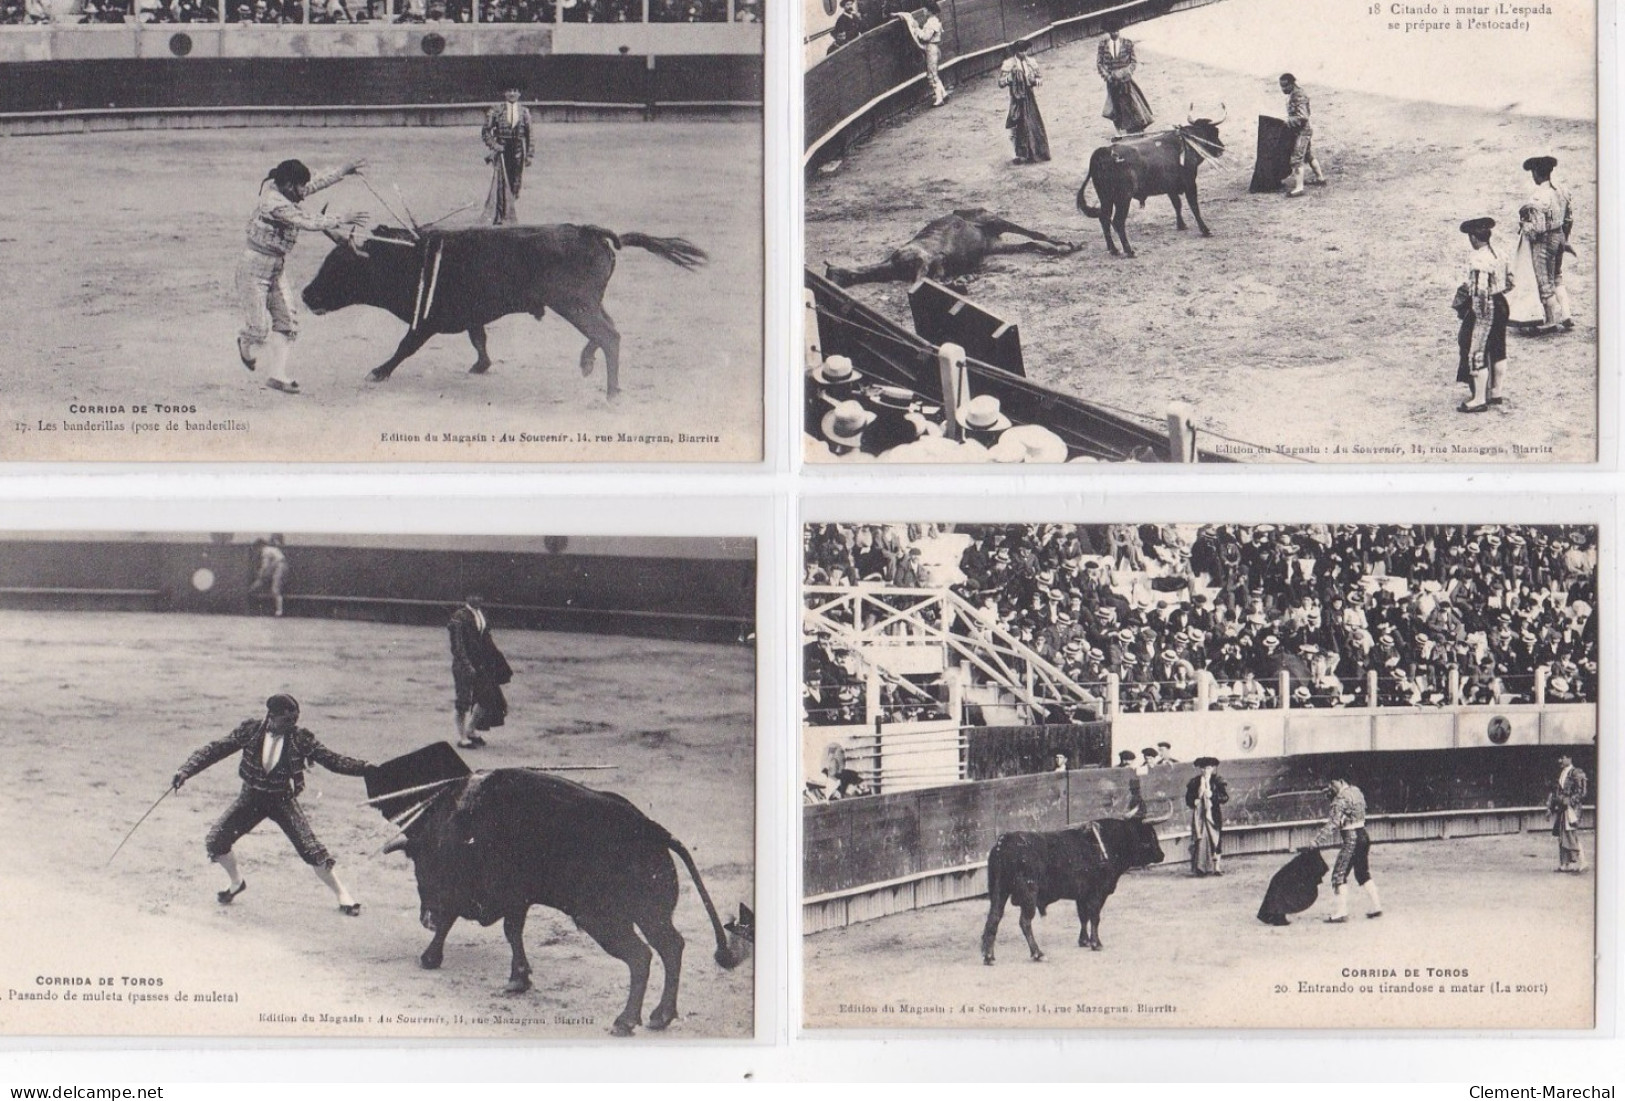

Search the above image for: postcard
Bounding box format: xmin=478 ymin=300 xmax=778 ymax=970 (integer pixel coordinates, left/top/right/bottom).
xmin=0 ymin=532 xmax=756 ymax=1038
xmin=804 ymin=0 xmax=1596 ymax=463
xmin=0 ymin=9 xmax=763 ymax=461
xmin=803 ymin=521 xmax=1596 ymax=1027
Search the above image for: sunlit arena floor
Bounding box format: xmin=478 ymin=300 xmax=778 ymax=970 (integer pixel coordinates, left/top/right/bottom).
xmin=803 ymin=830 xmax=1595 ymax=1029
xmin=805 ymin=0 xmax=1595 ymax=463
xmin=0 ymin=121 xmax=762 ymax=461
xmin=0 ymin=610 xmax=755 ymax=1038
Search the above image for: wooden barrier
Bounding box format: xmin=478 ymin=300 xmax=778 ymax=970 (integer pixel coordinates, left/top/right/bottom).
xmin=806 ymin=0 xmax=1214 ymax=169
xmin=0 ymin=49 xmax=762 ymax=118
xmin=0 ymin=538 xmax=754 ymax=642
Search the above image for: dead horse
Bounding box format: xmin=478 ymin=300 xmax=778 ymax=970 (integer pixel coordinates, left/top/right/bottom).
xmin=824 ymin=208 xmax=1080 ymax=287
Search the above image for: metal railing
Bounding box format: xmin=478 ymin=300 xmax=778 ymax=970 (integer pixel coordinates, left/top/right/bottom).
xmin=805 ymin=584 xmax=1099 ymax=715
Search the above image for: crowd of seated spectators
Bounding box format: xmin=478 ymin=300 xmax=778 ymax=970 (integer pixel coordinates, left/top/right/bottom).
xmin=805 ymin=355 xmax=1121 ymax=464
xmin=2 ymin=0 xmax=755 ymax=21
xmin=806 ymin=522 xmax=1599 ymax=715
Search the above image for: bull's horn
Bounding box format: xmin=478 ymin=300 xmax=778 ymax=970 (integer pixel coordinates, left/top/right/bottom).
xmin=322 ymin=226 xmax=347 ymax=246
xmin=1141 ymin=799 xmax=1176 ymax=825
xmin=382 ymin=834 xmax=410 ymax=855
xmin=1214 ymin=102 xmax=1228 ymax=126
xmin=1187 ymin=101 xmax=1195 ymax=124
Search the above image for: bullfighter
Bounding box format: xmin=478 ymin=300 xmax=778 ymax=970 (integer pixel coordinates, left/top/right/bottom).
xmin=482 ymin=80 xmax=534 ymax=224
xmin=1314 ymin=777 xmax=1383 ymax=922
xmin=236 ymin=157 xmax=368 ymax=394
xmin=449 ymin=593 xmax=513 ymax=748
xmin=171 ymin=694 xmax=370 ymax=915
xmin=1279 ymin=73 xmax=1325 ymax=196
xmin=1547 ymin=753 xmax=1588 ymax=872
xmin=1097 ymin=18 xmax=1153 ymax=135
xmin=1520 ymin=155 xmax=1574 ymax=334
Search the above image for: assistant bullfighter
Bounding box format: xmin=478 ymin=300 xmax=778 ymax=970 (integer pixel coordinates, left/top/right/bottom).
xmin=236 ymin=157 xmax=368 ymax=394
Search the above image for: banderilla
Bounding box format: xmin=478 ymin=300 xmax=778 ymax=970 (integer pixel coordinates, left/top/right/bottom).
xmin=105 ymin=786 xmax=174 ymax=868
xmin=1266 ymin=789 xmax=1327 ymax=800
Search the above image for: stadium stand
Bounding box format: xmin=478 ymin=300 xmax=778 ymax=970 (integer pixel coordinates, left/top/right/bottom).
xmin=805 ymin=523 xmax=1598 ymax=720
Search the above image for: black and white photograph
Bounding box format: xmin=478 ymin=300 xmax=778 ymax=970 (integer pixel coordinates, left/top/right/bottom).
xmin=803 ymin=521 xmax=1597 ymax=1027
xmin=0 ymin=6 xmax=763 ymax=462
xmin=803 ymin=0 xmax=1597 ymax=464
xmin=0 ymin=531 xmax=757 ymax=1038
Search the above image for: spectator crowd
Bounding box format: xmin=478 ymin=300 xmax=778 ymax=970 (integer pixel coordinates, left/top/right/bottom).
xmin=805 ymin=522 xmax=1598 ymax=718
xmin=805 ymin=356 xmax=1106 ymax=464
xmin=3 ymin=0 xmax=755 ymax=22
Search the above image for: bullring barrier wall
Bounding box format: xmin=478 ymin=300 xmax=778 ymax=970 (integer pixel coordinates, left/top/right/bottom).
xmin=0 ymin=536 xmax=755 ymax=643
xmin=804 ymin=0 xmax=1216 ymax=169
xmin=0 ymin=22 xmax=761 ymax=127
xmin=803 ymin=735 xmax=1597 ymax=930
xmin=1113 ymin=703 xmax=1598 ymax=762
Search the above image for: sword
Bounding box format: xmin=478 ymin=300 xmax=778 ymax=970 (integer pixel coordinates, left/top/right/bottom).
xmin=106 ymin=787 xmax=173 ymax=868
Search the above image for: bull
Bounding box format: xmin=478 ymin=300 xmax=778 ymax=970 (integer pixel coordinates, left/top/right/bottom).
xmin=301 ymin=223 xmax=707 ymax=398
xmin=1075 ymin=106 xmax=1227 ymax=258
xmin=381 ymin=768 xmax=740 ymax=1037
xmin=824 ymin=207 xmax=1079 ymax=288
xmin=979 ymin=815 xmax=1166 ymax=965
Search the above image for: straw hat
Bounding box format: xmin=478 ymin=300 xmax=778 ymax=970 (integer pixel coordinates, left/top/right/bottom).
xmin=821 ymin=400 xmax=875 ymax=448
xmin=809 ymin=355 xmax=863 ymax=386
xmin=988 ymin=424 xmax=1069 ymax=463
xmin=955 ymin=394 xmax=1013 ymax=432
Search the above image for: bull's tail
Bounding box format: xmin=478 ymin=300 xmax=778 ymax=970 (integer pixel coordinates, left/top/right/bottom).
xmin=984 ymin=844 xmax=1001 ymax=907
xmin=617 ymin=231 xmax=710 ymax=271
xmin=667 ymin=837 xmax=741 ymax=970
xmin=1076 ymin=166 xmax=1102 ymax=219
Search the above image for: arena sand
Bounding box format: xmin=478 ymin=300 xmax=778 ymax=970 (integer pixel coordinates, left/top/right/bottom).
xmin=804 ymin=831 xmax=1596 ymax=1029
xmin=0 ymin=121 xmax=762 ymax=461
xmin=805 ymin=0 xmax=1595 ymax=462
xmin=0 ymin=610 xmax=755 ymax=1038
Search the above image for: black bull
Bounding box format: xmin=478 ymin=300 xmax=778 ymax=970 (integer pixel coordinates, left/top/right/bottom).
xmin=1075 ymin=116 xmax=1225 ymax=258
xmin=381 ymin=769 xmax=740 ymax=1037
xmin=301 ymin=224 xmax=707 ymax=398
xmin=979 ymin=817 xmax=1166 ymax=965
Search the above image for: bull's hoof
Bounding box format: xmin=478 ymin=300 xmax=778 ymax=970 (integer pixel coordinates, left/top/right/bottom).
xmin=606 ymin=388 xmax=622 ymax=402
xmin=468 ymin=362 xmax=492 ymax=375
xmin=1122 ymin=250 xmax=1136 ymax=259
xmin=610 ymin=1020 xmax=637 ymax=1038
xmin=1090 ymin=943 xmax=1103 ymax=952
xmin=367 ymin=368 xmax=392 ymax=383
xmin=982 ymin=955 xmax=995 ymax=966
xmin=1029 ymin=952 xmax=1045 ymax=963
xmin=501 ymin=976 xmax=532 ymax=996
xmin=648 ymin=1007 xmax=677 ymax=1031
xmin=1200 ymin=229 xmax=1213 ymax=237
xmin=419 ymin=950 xmax=443 ymax=970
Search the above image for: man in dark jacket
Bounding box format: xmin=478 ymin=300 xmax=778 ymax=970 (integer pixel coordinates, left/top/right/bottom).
xmin=171 ymin=694 xmax=370 ymax=914
xmin=449 ymin=593 xmax=513 ymax=748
